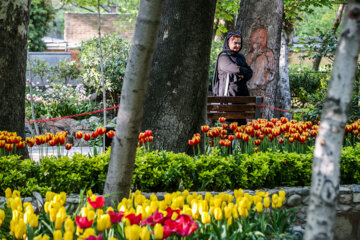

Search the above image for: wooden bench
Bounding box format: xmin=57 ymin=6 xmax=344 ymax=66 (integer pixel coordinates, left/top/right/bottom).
xmin=207 ymin=96 xmax=263 ymax=120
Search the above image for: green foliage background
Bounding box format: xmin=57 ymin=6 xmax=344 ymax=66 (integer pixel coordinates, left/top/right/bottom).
xmin=29 ymin=0 xmax=55 ymax=51
xmin=2 ymin=144 xmax=360 ymax=196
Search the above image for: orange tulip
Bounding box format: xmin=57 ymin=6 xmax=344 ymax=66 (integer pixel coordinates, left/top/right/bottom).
xmin=91 ymin=131 xmax=98 ymax=139
xmin=201 ymin=125 xmax=210 ymax=133
xmin=254 ymin=139 xmax=261 ymax=146
xmin=16 ymin=141 xmax=25 ymax=149
xmin=5 ymin=144 xmax=13 ymax=151
xmin=0 ymin=140 xmax=5 ymax=148
xmin=96 ymin=127 xmax=106 ymax=136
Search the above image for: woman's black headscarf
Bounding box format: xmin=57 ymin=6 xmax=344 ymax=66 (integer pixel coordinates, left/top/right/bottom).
xmin=212 ymin=32 xmax=244 ymax=96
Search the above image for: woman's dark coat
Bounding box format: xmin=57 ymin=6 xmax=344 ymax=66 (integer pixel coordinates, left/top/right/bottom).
xmin=212 ymin=32 xmax=253 ymax=96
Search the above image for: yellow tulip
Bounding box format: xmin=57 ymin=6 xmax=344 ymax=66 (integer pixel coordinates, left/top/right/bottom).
xmin=65 ymin=217 xmax=75 ymax=233
xmin=55 ymin=216 xmax=63 ymax=230
xmin=150 ymin=201 xmax=159 ymax=212
xmin=125 ymin=224 xmax=141 ymax=240
xmin=53 ymin=230 xmax=62 ymax=240
xmin=64 ymin=231 xmax=74 ymax=240
xmin=87 ymin=189 xmax=93 ymax=197
xmin=201 ymin=212 xmax=211 ymax=224
xmin=232 ymin=207 xmax=239 ymax=219
xmin=182 ymin=189 xmax=190 ymax=198
xmin=43 ymin=235 xmax=50 ymax=240
xmin=214 ymin=207 xmax=223 ymax=221
xmin=80 ymin=228 xmax=95 ymax=239
xmin=227 ymin=216 xmax=232 ymax=226
xmin=154 ymin=223 xmax=164 ymax=240
xmin=34 ymin=236 xmax=43 ymax=240
xmin=49 ymin=208 xmax=57 ymax=222
xmin=14 ymin=219 xmax=26 ymax=239
xmin=279 ymin=190 xmax=285 ymax=200
xmin=140 ymin=227 xmax=150 ymax=240
xmin=224 ymin=206 xmax=231 ymax=219
xmin=29 ymin=213 xmax=39 ymax=228
xmin=12 ymin=190 xmax=20 ymax=198
xmin=57 ymin=207 xmax=67 ymax=222
xmin=264 ymin=197 xmax=270 ymax=208
xmin=0 ymin=209 xmax=5 ymax=221
xmin=5 ymin=188 xmax=12 ymax=199
xmin=45 ymin=191 xmax=55 ymax=202
xmin=150 ymin=193 xmax=158 ymax=201
xmin=256 ymin=202 xmax=263 ymax=213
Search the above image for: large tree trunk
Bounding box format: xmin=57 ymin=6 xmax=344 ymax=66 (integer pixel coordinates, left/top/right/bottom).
xmin=141 ymin=0 xmax=217 ymax=153
xmin=278 ymin=24 xmax=294 ymax=119
xmin=235 ymin=0 xmax=283 ymax=119
xmin=313 ymin=3 xmax=345 ymax=71
xmin=103 ymin=0 xmax=164 ymax=201
xmin=0 ymin=0 xmax=31 ymax=158
xmin=304 ymin=1 xmax=360 ymax=239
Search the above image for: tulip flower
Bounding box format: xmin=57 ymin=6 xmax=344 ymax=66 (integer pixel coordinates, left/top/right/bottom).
xmin=75 ymin=216 xmax=93 ymax=229
xmin=65 ymin=143 xmax=72 ymax=150
xmin=5 ymin=143 xmax=13 ymax=151
xmin=154 ymin=223 xmax=164 ymax=240
xmin=83 ymin=133 xmax=91 ymax=141
xmin=76 ymin=131 xmax=83 ymax=139
xmin=145 ymin=130 xmax=152 ymax=137
xmin=219 ymin=117 xmax=226 ymax=123
xmin=106 ymin=130 xmax=115 ymax=138
xmin=125 ymin=213 xmax=142 ymax=225
xmin=87 ymin=196 xmax=105 ymax=209
xmin=201 ymin=125 xmax=210 ymax=132
xmin=108 ymin=211 xmax=124 ymax=224
xmin=91 ymin=131 xmax=98 ymax=139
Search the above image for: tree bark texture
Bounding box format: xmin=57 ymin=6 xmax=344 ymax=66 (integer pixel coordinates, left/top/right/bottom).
xmin=304 ymin=1 xmax=360 ymax=239
xmin=278 ymin=29 xmax=293 ymax=119
xmin=235 ymin=0 xmax=283 ymax=119
xmin=0 ymin=0 xmax=31 ymax=158
xmin=141 ymin=0 xmax=217 ymax=153
xmin=103 ymin=0 xmax=164 ymax=201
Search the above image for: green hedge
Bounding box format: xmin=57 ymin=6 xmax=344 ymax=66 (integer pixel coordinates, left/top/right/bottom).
xmin=1 ymin=145 xmax=360 ymax=196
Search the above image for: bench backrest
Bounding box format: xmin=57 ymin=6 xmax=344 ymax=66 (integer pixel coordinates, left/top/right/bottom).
xmin=207 ymin=96 xmax=263 ymax=120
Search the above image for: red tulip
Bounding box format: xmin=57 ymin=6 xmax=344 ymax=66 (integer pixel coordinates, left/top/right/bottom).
xmin=96 ymin=127 xmax=106 ymax=136
xmin=65 ymin=143 xmax=72 ymax=150
xmin=91 ymin=132 xmax=98 ymax=139
xmin=229 ymin=122 xmax=238 ymax=131
xmin=85 ymin=233 xmax=103 ymax=240
xmin=83 ymin=133 xmax=91 ymax=141
xmin=75 ymin=216 xmax=93 ymax=229
xmin=108 ymin=211 xmax=124 ymax=224
xmin=125 ymin=213 xmax=142 ymax=225
xmin=254 ymin=139 xmax=261 ymax=146
xmin=76 ymin=131 xmax=83 ymax=139
xmin=222 ymin=124 xmax=228 ymax=129
xmin=254 ymin=147 xmax=259 ymax=153
xmin=188 ymin=139 xmax=196 ymax=146
xmin=345 ymin=125 xmax=352 ymax=132
xmin=148 ymin=136 xmax=153 ymax=142
xmin=0 ymin=140 xmax=5 ymax=148
xmin=87 ymin=196 xmax=105 ymax=209
xmin=228 ymin=135 xmax=234 ymax=141
xmin=145 ymin=130 xmax=152 ymax=137
xmin=219 ymin=117 xmax=226 ymax=123
xmin=106 ymin=130 xmax=115 ymax=138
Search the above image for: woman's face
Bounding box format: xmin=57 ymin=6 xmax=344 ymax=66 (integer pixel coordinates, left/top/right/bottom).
xmin=228 ymin=36 xmax=241 ymax=52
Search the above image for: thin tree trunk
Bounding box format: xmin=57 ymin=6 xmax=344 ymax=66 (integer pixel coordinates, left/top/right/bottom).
xmin=97 ymin=0 xmax=106 ymax=151
xmin=304 ymin=1 xmax=360 ymax=239
xmin=278 ymin=29 xmax=293 ymax=119
xmin=141 ymin=0 xmax=217 ymax=154
xmin=27 ymin=56 xmax=40 ymax=135
xmin=313 ymin=3 xmax=345 ymax=71
xmin=235 ymin=0 xmax=283 ymax=119
xmin=103 ymin=0 xmax=164 ymax=202
xmin=0 ymin=0 xmax=31 ymax=159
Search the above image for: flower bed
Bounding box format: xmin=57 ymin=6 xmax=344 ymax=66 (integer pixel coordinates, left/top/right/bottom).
xmin=0 ymin=188 xmax=297 ymax=240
